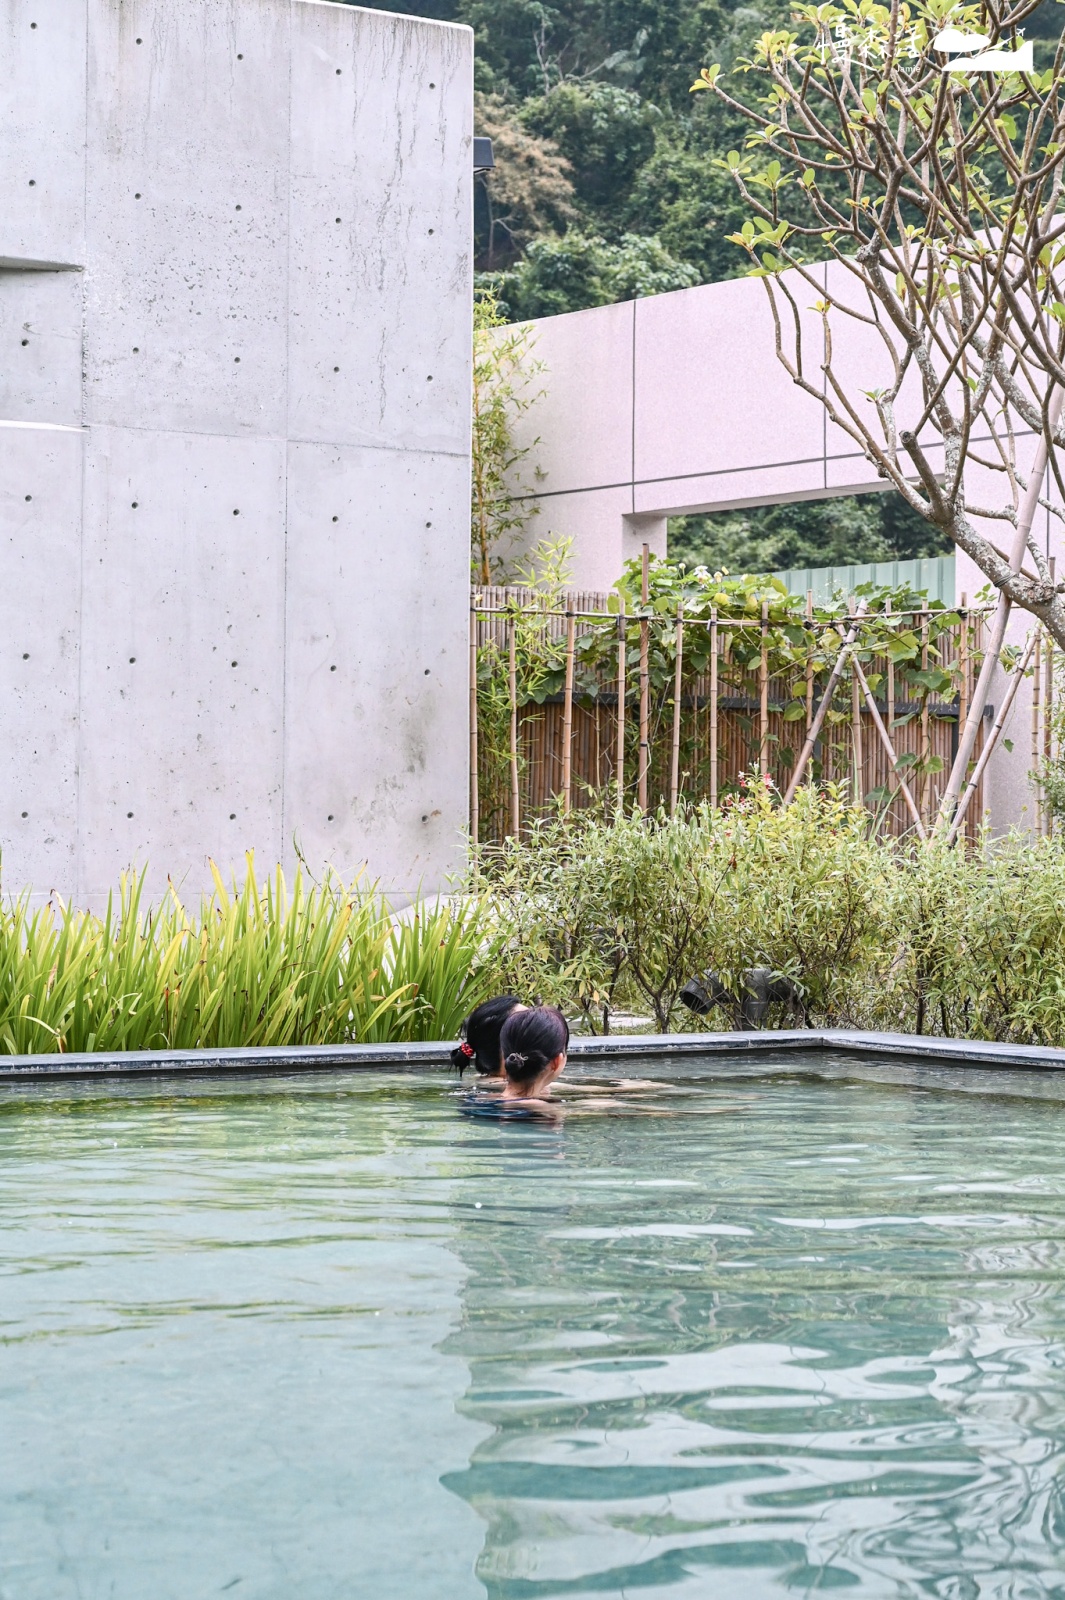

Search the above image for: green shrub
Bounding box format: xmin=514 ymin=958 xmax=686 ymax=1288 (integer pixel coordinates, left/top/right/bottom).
xmin=477 ymin=792 xmax=1065 ymax=1044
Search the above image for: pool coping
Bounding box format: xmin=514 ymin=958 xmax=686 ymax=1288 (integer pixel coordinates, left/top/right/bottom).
xmin=1 ymin=1027 xmax=1064 ymax=1081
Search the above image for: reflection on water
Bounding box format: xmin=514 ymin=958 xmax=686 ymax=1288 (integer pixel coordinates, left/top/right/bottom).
xmin=3 ymin=1058 xmax=1065 ymax=1598
xmin=443 ymin=1059 xmax=1065 ymax=1596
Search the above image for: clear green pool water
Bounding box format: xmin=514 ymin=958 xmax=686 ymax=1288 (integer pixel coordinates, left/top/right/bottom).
xmin=4 ymin=1054 xmax=1065 ymax=1598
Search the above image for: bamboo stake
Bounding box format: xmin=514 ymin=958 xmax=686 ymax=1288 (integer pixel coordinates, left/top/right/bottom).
xmin=1045 ymin=565 xmax=1055 ymax=836
xmin=758 ymin=600 xmax=769 ymax=777
xmin=561 ymin=610 xmax=577 ymax=814
xmin=638 ymin=543 xmax=650 ymax=811
xmin=852 ymin=655 xmax=927 ymax=840
xmin=919 ymin=617 xmax=931 ymax=825
xmin=670 ymin=604 xmax=684 ymax=814
xmin=947 ymin=629 xmax=1039 ymax=846
xmin=616 ymin=600 xmax=626 ymax=810
xmin=885 ymin=601 xmax=896 ymax=833
xmin=508 ymin=618 xmax=520 ymax=838
xmin=469 ymin=603 xmax=479 ymax=851
xmin=937 ymin=383 xmax=1065 ymax=835
xmin=1032 ymin=629 xmax=1043 ymax=835
xmin=851 ymin=641 xmax=863 ymax=809
xmin=709 ymin=609 xmax=719 ymax=810
xmin=805 ymin=590 xmax=814 ymax=735
xmin=957 ymin=594 xmax=969 ymax=733
xmin=783 ymin=604 xmax=868 ymax=804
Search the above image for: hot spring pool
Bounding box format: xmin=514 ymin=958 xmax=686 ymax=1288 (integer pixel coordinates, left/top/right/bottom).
xmin=4 ymin=1053 xmax=1065 ymax=1598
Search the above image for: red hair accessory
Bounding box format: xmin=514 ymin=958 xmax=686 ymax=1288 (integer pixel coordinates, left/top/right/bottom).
xmin=459 ymin=1041 xmax=475 ymax=1059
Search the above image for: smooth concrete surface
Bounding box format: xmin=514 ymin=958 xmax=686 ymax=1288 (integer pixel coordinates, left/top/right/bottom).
xmin=4 ymin=1028 xmax=1065 ymax=1080
xmin=0 ymin=0 xmax=472 ymax=907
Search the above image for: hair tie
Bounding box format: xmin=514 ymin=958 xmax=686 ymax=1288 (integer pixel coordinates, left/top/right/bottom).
xmin=507 ymin=1051 xmax=528 ymax=1066
xmin=459 ymin=1041 xmax=475 ymax=1059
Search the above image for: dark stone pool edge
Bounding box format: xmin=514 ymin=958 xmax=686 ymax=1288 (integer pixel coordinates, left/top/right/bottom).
xmin=1 ymin=1028 xmax=1063 ymax=1082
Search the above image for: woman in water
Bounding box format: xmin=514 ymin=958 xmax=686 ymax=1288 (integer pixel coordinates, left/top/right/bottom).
xmin=450 ymin=994 xmax=525 ymax=1080
xmin=498 ymin=1005 xmax=569 ymax=1107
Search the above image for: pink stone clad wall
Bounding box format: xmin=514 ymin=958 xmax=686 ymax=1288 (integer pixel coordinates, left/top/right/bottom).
xmin=503 ymin=267 xmax=1064 ymax=834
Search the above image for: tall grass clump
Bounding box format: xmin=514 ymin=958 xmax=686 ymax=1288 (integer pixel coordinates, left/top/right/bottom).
xmin=0 ymin=857 xmax=497 ymax=1056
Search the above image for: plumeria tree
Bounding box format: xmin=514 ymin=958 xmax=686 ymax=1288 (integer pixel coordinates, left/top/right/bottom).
xmin=693 ymin=0 xmax=1065 ymax=822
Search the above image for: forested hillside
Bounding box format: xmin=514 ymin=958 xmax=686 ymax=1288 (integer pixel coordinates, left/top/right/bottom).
xmin=351 ymin=0 xmax=1062 ymax=569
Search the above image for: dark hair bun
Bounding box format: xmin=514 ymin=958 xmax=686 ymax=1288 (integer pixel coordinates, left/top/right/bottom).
xmin=498 ymin=1006 xmax=569 ymax=1084
xmin=451 ymin=996 xmax=522 ymax=1075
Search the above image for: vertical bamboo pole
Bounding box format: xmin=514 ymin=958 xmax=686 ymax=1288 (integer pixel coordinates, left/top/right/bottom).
xmin=616 ymin=599 xmax=626 ymax=810
xmin=919 ymin=615 xmax=931 ymax=825
xmin=804 ymin=590 xmax=814 ymax=735
xmin=709 ymin=608 xmax=719 ymax=810
xmin=638 ymin=543 xmax=650 ymax=811
xmin=1046 ymin=563 xmax=1056 ymax=836
xmin=957 ymin=594 xmax=969 ymax=742
xmin=670 ymin=604 xmax=684 ymax=814
xmin=469 ymin=602 xmax=479 ymax=850
xmin=1032 ymin=629 xmax=1043 ymax=835
xmin=885 ymin=601 xmax=896 ymax=834
xmin=561 ymin=610 xmax=577 ymax=814
xmin=508 ymin=618 xmax=520 ymax=838
xmin=851 ymin=644 xmax=863 ymax=809
xmin=758 ymin=600 xmax=769 ymax=778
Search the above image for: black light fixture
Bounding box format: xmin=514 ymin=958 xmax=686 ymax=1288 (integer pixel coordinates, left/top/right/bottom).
xmin=473 ymin=136 xmax=494 ymax=175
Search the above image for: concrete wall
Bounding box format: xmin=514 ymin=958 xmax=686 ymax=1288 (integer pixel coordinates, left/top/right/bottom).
xmin=510 ymin=272 xmax=1063 ymax=833
xmin=1 ymin=0 xmax=473 ymax=905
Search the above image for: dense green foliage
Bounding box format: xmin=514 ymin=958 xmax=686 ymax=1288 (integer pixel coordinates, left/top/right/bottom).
xmin=0 ymin=861 xmax=495 ymax=1055
xmin=476 ymin=789 xmax=1065 ymax=1045
xmin=671 ymin=493 xmax=951 ymax=573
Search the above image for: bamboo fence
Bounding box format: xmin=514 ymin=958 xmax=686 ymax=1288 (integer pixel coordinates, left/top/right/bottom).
xmin=470 ymin=584 xmax=1056 ymax=848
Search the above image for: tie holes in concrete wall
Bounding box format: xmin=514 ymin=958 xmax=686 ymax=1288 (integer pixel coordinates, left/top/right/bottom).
xmin=28 ymin=179 xmax=35 ymax=186
xmin=237 ymin=54 xmax=243 ymax=60
xmin=328 ymin=814 xmax=334 ymax=821
xmin=21 ymin=812 xmax=27 ymax=818
xmin=24 ymin=495 xmax=31 ymax=502
xmin=230 ymin=813 xmax=236 ymax=819
xmin=131 ymin=501 xmax=138 ymax=508
xmin=21 ymin=339 xmax=28 ymax=346
xmin=232 ymin=509 xmax=240 ymax=515
xmin=332 ymin=516 xmax=338 ymax=523
xmin=22 ymin=653 xmax=29 ymax=660
xmin=429 ymin=82 xmax=436 ymax=87
xmin=127 ymin=811 xmax=133 ymax=818
xmin=133 ymin=346 xmax=139 ymax=353
xmin=135 ymin=193 xmax=142 ymax=200
xmin=136 ymin=37 xmax=142 ymax=44
xmin=333 ymin=366 xmax=340 ymax=372
xmin=129 ymin=657 xmax=136 ymax=663
xmin=426 ymin=374 xmax=433 ymax=381
xmin=336 ymin=68 xmax=342 ymax=74
xmin=425 ymin=521 xmax=432 ymax=528
xmin=231 ymin=660 xmax=238 ymax=667
xmin=234 ymin=357 xmax=240 ymax=363
xmin=30 ymin=21 xmax=36 ymax=27
xmin=424 ymin=668 xmax=430 ymax=675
